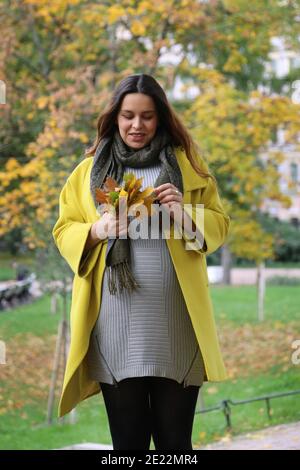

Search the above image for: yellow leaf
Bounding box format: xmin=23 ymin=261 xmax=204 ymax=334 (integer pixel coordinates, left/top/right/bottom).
xmin=37 ymin=96 xmax=48 ymax=109
xmin=207 ymin=386 xmax=218 ymax=395
xmin=119 ymin=188 xmax=128 ymax=197
xmin=5 ymin=158 xmax=20 ymax=172
xmin=131 ymin=20 xmax=146 ymax=36
xmin=128 ymin=174 xmax=137 ymax=192
xmin=128 ymin=178 xmax=144 ymax=203
xmin=137 ymin=187 xmax=154 ymax=200
xmin=107 ymin=5 xmax=125 ymax=24
xmin=79 ymin=133 xmax=89 ymax=143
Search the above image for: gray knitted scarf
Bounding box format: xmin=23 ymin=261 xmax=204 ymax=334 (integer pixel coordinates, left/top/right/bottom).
xmin=90 ymin=128 xmax=183 ymax=295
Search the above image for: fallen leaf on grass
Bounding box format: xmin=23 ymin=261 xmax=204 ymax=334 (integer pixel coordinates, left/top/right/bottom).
xmin=206 ymin=386 xmax=218 ymax=394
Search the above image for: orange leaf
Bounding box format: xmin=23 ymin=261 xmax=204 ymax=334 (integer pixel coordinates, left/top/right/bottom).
xmin=103 ymin=176 xmax=119 ymax=192
xmin=95 ymin=188 xmax=108 ymax=203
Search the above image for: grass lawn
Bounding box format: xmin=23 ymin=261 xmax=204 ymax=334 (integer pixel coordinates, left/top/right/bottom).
xmin=212 ymin=285 xmax=300 ymax=324
xmin=0 ymin=253 xmax=34 ymax=281
xmin=0 ymin=285 xmax=299 ymax=449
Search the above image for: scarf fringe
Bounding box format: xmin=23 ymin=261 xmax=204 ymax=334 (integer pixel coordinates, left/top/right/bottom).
xmin=107 ymin=261 xmax=139 ymax=295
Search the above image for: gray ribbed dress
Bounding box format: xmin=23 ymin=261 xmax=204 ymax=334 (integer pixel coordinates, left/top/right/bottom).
xmin=86 ymin=162 xmax=205 ymax=388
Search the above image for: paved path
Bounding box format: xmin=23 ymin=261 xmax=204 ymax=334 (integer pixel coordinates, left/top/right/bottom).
xmin=60 ymin=421 xmax=300 ymax=450
xmin=198 ymin=421 xmax=300 ymax=450
xmin=61 ymin=442 xmax=113 ymax=450
xmin=207 ymin=266 xmax=300 ymax=285
xmin=230 ymin=267 xmax=300 ymax=285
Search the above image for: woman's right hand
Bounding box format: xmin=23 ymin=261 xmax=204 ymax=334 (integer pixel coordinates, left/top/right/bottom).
xmin=93 ymin=211 xmax=128 ymax=240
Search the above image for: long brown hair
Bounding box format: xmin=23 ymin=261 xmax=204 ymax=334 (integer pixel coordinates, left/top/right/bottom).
xmin=85 ymin=74 xmax=211 ymax=179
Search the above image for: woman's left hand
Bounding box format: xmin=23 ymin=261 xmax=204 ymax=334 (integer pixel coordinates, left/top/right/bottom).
xmin=153 ymin=183 xmax=183 ymax=221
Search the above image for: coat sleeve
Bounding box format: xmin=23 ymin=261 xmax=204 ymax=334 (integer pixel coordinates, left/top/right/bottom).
xmin=182 ymin=177 xmax=230 ymax=256
xmin=52 ymin=177 xmax=103 ymax=278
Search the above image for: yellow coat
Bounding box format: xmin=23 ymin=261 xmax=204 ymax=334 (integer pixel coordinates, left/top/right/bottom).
xmin=52 ymin=147 xmax=230 ymax=417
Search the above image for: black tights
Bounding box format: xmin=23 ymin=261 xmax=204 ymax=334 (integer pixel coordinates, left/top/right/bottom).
xmin=100 ymin=377 xmax=200 ymax=451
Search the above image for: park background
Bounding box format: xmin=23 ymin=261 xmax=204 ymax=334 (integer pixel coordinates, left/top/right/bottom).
xmin=0 ymin=0 xmax=300 ymax=450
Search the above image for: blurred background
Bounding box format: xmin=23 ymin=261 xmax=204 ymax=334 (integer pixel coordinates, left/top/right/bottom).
xmin=0 ymin=0 xmax=299 ymax=450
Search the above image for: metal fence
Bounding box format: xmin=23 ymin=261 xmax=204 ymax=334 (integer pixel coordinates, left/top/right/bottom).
xmin=195 ymin=389 xmax=300 ymax=430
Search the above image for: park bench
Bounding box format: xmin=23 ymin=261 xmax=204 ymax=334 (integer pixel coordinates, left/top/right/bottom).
xmin=0 ymin=273 xmax=36 ymax=310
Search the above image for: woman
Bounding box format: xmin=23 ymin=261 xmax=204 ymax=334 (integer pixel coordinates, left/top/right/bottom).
xmin=52 ymin=73 xmax=230 ymax=450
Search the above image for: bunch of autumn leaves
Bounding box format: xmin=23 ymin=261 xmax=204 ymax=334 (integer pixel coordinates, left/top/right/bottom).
xmin=95 ymin=173 xmax=157 ymax=218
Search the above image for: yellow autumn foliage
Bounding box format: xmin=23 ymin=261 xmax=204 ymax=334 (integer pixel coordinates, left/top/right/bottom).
xmin=1 ymin=0 xmax=300 ymax=259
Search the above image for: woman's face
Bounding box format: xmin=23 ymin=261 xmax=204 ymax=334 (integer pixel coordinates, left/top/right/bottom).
xmin=117 ymin=93 xmax=158 ymax=149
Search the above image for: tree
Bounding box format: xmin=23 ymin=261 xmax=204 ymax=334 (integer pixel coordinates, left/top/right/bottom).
xmin=1 ymin=0 xmax=300 ymax=265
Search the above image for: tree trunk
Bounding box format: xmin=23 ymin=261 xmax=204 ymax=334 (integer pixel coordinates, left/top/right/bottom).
xmin=257 ymin=261 xmax=265 ymax=322
xmin=47 ymin=319 xmax=64 ymax=425
xmin=221 ymin=244 xmax=232 ymax=285
xmin=47 ymin=279 xmax=75 ymax=425
xmin=50 ymin=291 xmax=58 ymax=314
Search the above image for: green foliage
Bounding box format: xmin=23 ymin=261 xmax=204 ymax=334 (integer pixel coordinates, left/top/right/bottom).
xmin=0 ymin=252 xmax=34 ymax=281
xmin=108 ymin=191 xmax=119 ymax=204
xmin=123 ymin=173 xmax=134 ymax=184
xmin=258 ymin=214 xmax=300 ymax=262
xmin=0 ymin=228 xmax=24 ymax=255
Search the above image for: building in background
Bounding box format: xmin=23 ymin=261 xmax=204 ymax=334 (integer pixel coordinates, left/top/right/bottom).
xmin=261 ymin=37 xmax=300 ymax=227
xmin=159 ymin=37 xmax=300 ymax=226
